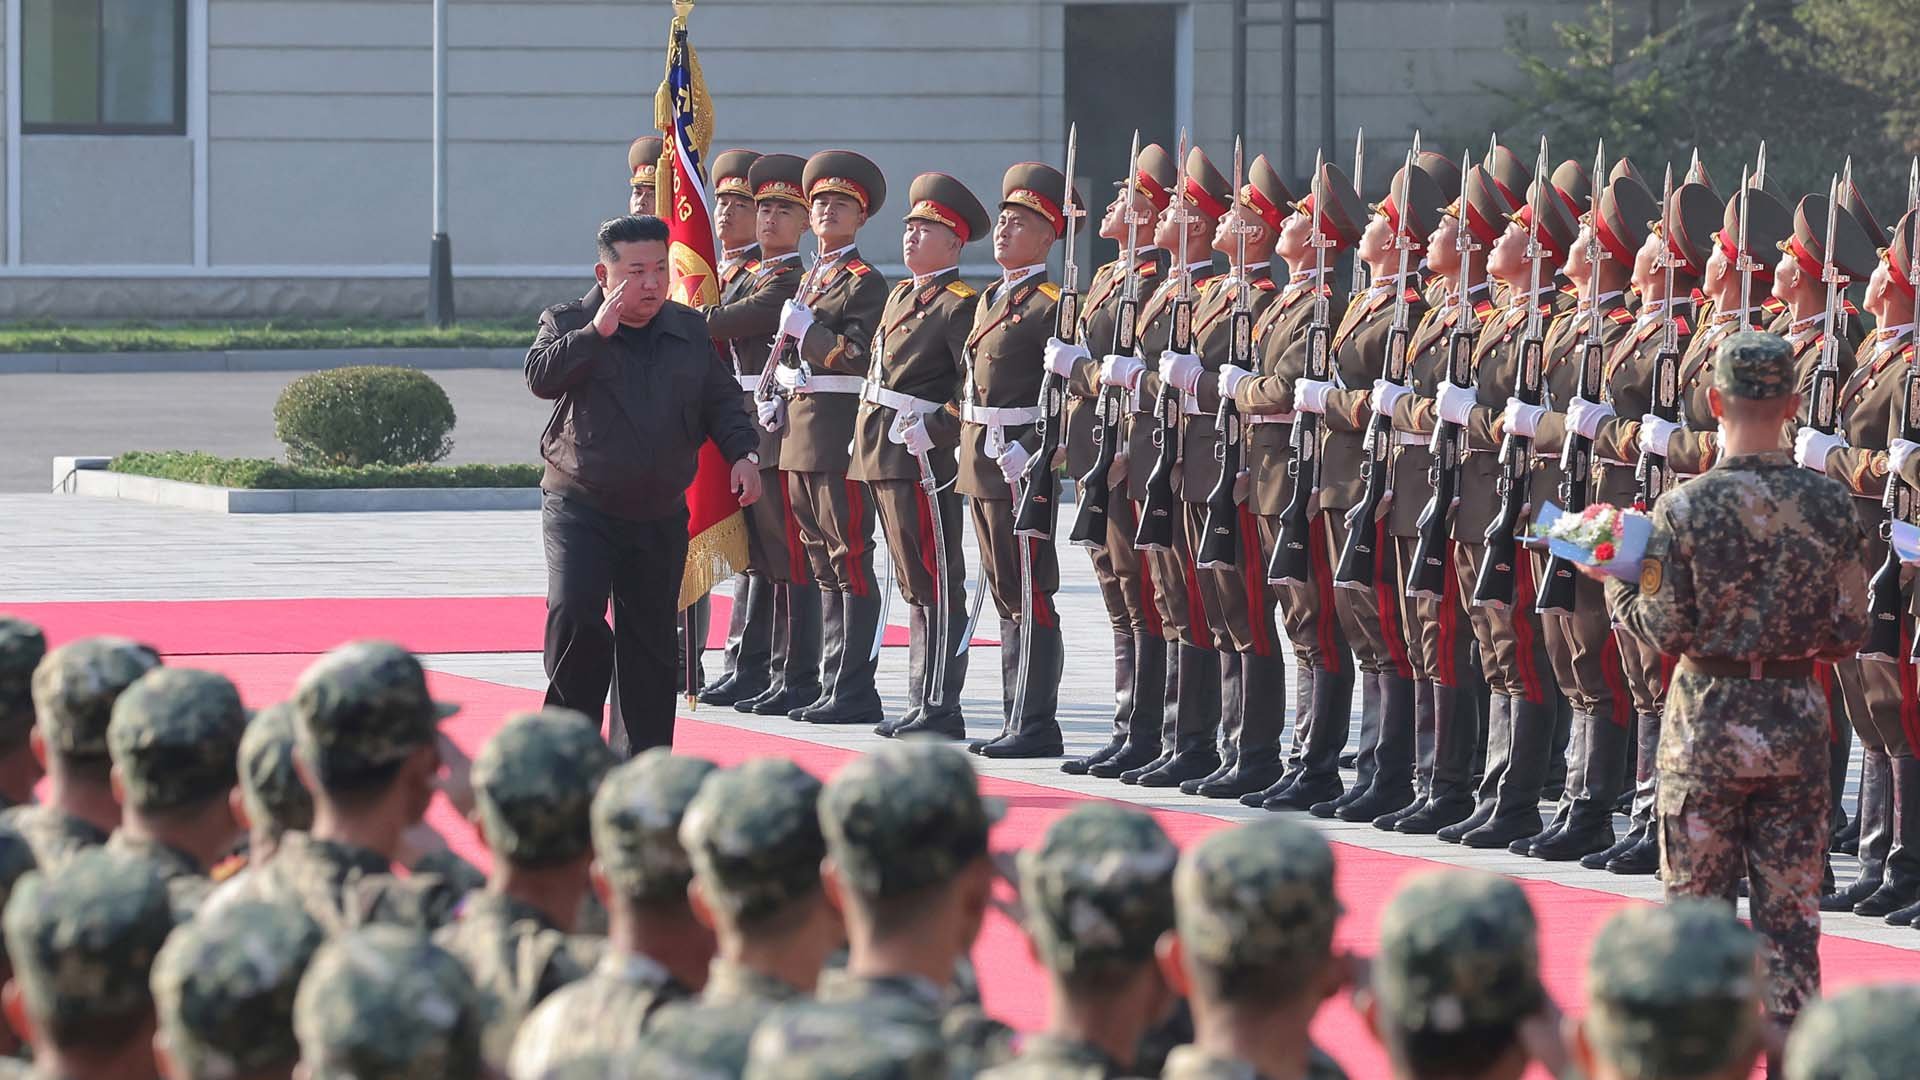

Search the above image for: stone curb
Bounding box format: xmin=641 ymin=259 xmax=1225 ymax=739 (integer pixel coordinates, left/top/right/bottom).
xmin=54 ymin=457 xmax=538 ymax=514
xmin=1 ymin=347 xmax=525 ymax=375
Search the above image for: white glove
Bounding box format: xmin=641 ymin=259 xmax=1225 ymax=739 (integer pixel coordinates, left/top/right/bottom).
xmin=996 ymin=441 xmax=1032 ymax=487
xmin=1566 ymin=397 xmax=1615 ymax=440
xmin=1160 ymin=350 xmax=1203 ymax=394
xmin=1045 ymin=337 xmax=1090 ymax=379
xmin=1372 ymin=379 xmax=1412 ymax=418
xmin=778 ymin=299 xmax=816 ymax=340
xmin=1502 ymin=396 xmax=1547 ymax=437
xmin=1218 ymin=363 xmax=1253 ymax=399
xmin=1435 ymin=382 xmax=1478 ymax=427
xmin=1891 ymin=437 xmax=1920 ymax=480
xmin=1100 ymin=353 xmax=1145 ymax=390
xmin=774 ymin=365 xmax=801 ymax=392
xmin=1638 ymin=414 xmax=1682 ymax=456
xmin=1295 ymin=378 xmax=1334 ymax=415
xmin=891 ymin=410 xmax=934 ymax=455
xmin=755 ymin=397 xmax=786 ymax=433
xmin=1795 ymin=427 xmax=1846 ymax=473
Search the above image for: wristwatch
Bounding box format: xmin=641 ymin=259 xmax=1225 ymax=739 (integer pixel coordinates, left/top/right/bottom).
xmin=744 ymin=452 xmax=762 ymax=466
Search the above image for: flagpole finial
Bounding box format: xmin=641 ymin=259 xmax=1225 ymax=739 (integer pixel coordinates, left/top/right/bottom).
xmin=673 ymin=0 xmax=694 ymax=18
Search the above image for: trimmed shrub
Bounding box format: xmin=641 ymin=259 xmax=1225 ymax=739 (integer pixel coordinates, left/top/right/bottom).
xmin=108 ymin=451 xmax=540 ymax=490
xmin=273 ymin=366 xmax=456 ymax=467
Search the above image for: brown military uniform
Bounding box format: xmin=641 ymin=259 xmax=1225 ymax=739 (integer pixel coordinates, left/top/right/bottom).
xmin=710 ymin=249 xmax=805 ymax=583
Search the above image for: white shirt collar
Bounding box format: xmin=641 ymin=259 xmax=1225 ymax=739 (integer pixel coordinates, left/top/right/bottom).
xmin=1288 ymin=265 xmax=1326 ymax=285
xmin=912 ymin=266 xmax=959 ymax=288
xmin=816 ymin=242 xmax=858 ymax=264
xmin=1873 ymin=323 xmax=1914 ymax=341
xmin=1000 ymin=263 xmax=1047 ymax=288
xmin=760 ymin=250 xmax=801 ymax=265
xmin=1789 ymin=309 xmax=1829 ymax=332
xmin=720 ymin=245 xmax=755 ymax=265
xmin=1236 ymin=260 xmax=1272 ymax=274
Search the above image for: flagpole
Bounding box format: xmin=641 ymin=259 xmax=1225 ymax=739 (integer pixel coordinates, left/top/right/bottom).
xmin=426 ymin=0 xmax=454 ymax=327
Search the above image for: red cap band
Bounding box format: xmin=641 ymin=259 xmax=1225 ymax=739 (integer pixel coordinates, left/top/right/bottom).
xmin=909 ymin=199 xmax=969 ymax=242
xmin=1788 ymin=235 xmax=1823 ymax=280
xmin=1595 ymin=211 xmax=1633 ymax=267
xmin=1136 ymin=170 xmax=1171 ymax=212
xmin=1005 ymin=188 xmax=1065 ymax=236
xmin=1243 ymin=184 xmax=1286 ymax=234
xmin=1185 ymin=176 xmax=1228 ymax=221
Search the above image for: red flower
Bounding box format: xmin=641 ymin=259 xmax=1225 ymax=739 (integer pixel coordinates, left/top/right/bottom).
xmin=1593 ymin=542 xmax=1616 ymax=562
xmin=1581 ymin=504 xmax=1606 ymax=521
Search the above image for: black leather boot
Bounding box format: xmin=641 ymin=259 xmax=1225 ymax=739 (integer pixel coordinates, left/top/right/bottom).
xmin=1201 ymin=650 xmax=1288 ymax=798
xmin=788 ymin=587 xmax=844 ymax=721
xmin=1439 ymin=693 xmax=1512 ymax=843
xmin=981 ymin=618 xmax=1065 ymax=758
xmin=1065 ymin=631 xmax=1137 ymax=774
xmin=878 ymin=605 xmax=931 ymax=737
xmin=1824 ymin=747 xmax=1891 ymax=910
xmin=1462 ymin=695 xmax=1554 ymax=848
xmin=1138 ymin=645 xmax=1221 ymax=785
xmin=1265 ymin=662 xmax=1352 ymax=810
xmin=1583 ymin=822 xmax=1646 ymax=870
xmin=1314 ymin=669 xmax=1380 ymax=817
xmin=1605 ymin=830 xmax=1660 ymax=875
xmin=799 ymin=591 xmax=884 ymax=725
xmin=1530 ymin=709 xmax=1626 ymax=861
xmin=1541 ymin=696 xmax=1573 ymax=803
xmin=744 ymin=584 xmax=823 ymax=716
xmin=1339 ymin=673 xmax=1417 ymax=822
xmin=1854 ymin=754 xmax=1920 ymax=917
xmin=898 ymin=599 xmax=969 ymax=739
xmin=1093 ymin=632 xmax=1166 ymax=778
xmin=1398 ymin=680 xmax=1478 ymax=834
xmin=701 ymin=574 xmax=773 ymax=705
xmin=1245 ymin=663 xmax=1313 ymax=807
xmin=1138 ymin=734 xmax=1221 ymax=788
xmin=1182 ymin=652 xmax=1243 ymax=794
xmin=1377 ymin=678 xmax=1438 ymax=830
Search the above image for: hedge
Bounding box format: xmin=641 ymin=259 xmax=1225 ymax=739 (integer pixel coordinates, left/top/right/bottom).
xmin=108 ymin=451 xmax=542 ymax=490
xmin=0 ymin=319 xmax=532 ymax=354
xmin=274 ymin=366 xmax=457 ymax=468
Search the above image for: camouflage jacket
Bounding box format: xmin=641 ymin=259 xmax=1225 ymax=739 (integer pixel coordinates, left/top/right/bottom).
xmin=202 ymin=831 xmax=465 ymax=933
xmin=506 ymin=949 xmax=692 ymax=1078
xmin=978 ymin=1033 xmax=1134 ymax=1079
xmin=806 ymin=971 xmax=1015 ymax=1078
xmin=105 ymin=830 xmax=211 ymax=919
xmin=1159 ymin=1044 xmax=1348 ymax=1080
xmin=1606 ymin=449 xmax=1871 ymax=779
xmin=432 ymin=891 xmax=600 ymax=1068
xmin=639 ymin=959 xmax=806 ymax=1074
xmin=0 ymin=805 xmax=106 ymax=876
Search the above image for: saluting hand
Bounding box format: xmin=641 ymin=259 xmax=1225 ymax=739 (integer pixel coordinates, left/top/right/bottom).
xmin=592 ymin=280 xmax=629 ymax=337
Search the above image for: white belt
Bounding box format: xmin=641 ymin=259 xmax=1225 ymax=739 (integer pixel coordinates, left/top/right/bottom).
xmin=861 ymin=383 xmax=944 ymax=416
xmin=1247 ymin=412 xmax=1296 ymax=426
xmin=1597 ymin=456 xmax=1635 ymax=468
xmin=1180 ymin=396 xmax=1205 ymax=417
xmin=734 ymin=374 xmax=758 ymax=392
xmin=790 ymin=373 xmax=865 ymax=395
xmin=1393 ymin=430 xmax=1427 ymax=447
xmin=961 ymin=403 xmax=1043 ymax=427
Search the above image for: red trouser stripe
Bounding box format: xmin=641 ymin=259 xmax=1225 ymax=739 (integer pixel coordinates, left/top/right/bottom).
xmin=1310 ymin=517 xmax=1344 ymax=674
xmin=1183 ymin=553 xmax=1213 ymax=646
xmin=1599 ymin=631 xmax=1632 ymax=728
xmin=1137 ymin=504 xmax=1164 ymax=638
xmin=782 ymin=473 xmax=813 ymax=586
xmin=1660 ymin=652 xmax=1678 ymax=693
xmin=1237 ymin=505 xmax=1274 ymax=657
xmin=914 ymin=486 xmax=939 ymax=604
xmin=1371 ymin=517 xmax=1414 ymax=678
xmin=1435 ymin=539 xmax=1462 ymax=688
xmin=843 ymin=479 xmax=869 ymax=598
xmin=1026 ymin=537 xmax=1056 ymax=629
xmin=1510 ymin=554 xmax=1548 ymax=704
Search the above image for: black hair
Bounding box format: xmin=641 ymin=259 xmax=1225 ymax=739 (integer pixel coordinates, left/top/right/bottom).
xmin=598 ymin=215 xmax=671 ymax=262
xmin=1385 ymin=1021 xmax=1522 ymax=1078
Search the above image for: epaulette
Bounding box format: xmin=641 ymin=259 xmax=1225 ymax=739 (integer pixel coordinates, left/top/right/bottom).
xmin=1037 ymin=282 xmax=1062 ymax=301
xmin=1403 ymin=286 xmax=1423 ymax=305
xmin=1139 ymin=262 xmax=1162 ymax=277
xmin=847 ymin=259 xmax=872 ymax=277
xmin=1761 ymin=295 xmax=1787 ymax=316
xmin=1844 ymin=298 xmax=1861 ymax=316
xmin=743 ymin=258 xmax=761 ymax=273
xmin=1559 ymin=280 xmax=1580 ymax=296
xmin=1254 ymin=276 xmax=1278 ymax=291
xmin=946 ymin=280 xmax=976 ymax=299
xmin=1607 ymin=306 xmax=1634 ymax=326
xmin=1473 ymin=297 xmax=1497 ymax=318
xmin=1673 ymin=317 xmax=1691 ymax=335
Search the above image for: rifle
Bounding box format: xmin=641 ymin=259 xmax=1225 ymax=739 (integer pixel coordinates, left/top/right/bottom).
xmin=1069 ymin=130 xmax=1147 ymax=548
xmin=1334 ymin=147 xmax=1419 ymax=589
xmin=1806 ymin=173 xmax=1846 ymax=436
xmin=1405 ymin=146 xmax=1486 ymax=600
xmin=1350 ymin=128 xmax=1368 ymax=298
xmin=757 ymin=250 xmax=837 ymax=403
xmin=1267 ymin=151 xmax=1337 ymax=585
xmin=1537 ymin=139 xmax=1608 ymax=616
xmin=1634 ymin=164 xmax=1681 ymax=512
xmin=1867 ymin=164 xmax=1920 ymax=662
xmin=1197 ymin=137 xmax=1253 ymax=569
xmin=1473 ymin=136 xmax=1551 ymax=610
xmin=1135 ymin=130 xmax=1195 ymax=552
xmin=1734 ymin=164 xmax=1759 ymax=330
xmin=1014 ymin=122 xmax=1081 ymax=538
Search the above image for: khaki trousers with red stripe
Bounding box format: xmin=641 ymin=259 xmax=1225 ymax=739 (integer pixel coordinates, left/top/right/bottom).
xmin=1535 ymin=550 xmax=1631 ymax=727
xmin=1144 ymin=513 xmax=1208 ymax=649
xmin=1090 ymin=495 xmax=1159 ymax=637
xmin=868 ymin=477 xmax=967 ymax=609
xmin=970 ymin=497 xmax=1059 ymax=625
xmin=1451 ymin=540 xmax=1553 ymax=704
xmin=745 ymin=466 xmax=808 ymax=585
xmin=1260 ymin=516 xmax=1350 ymax=674
xmin=787 ymin=471 xmax=878 ymax=598
xmin=1393 ymin=536 xmax=1473 ymax=687
xmin=1327 ymin=510 xmax=1414 ymax=679
xmin=1190 ymin=503 xmax=1278 ymax=656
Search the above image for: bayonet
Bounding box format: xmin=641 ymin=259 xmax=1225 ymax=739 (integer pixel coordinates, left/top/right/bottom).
xmin=1268 ymin=149 xmax=1336 ymax=585
xmin=1735 ymin=164 xmax=1756 ymax=329
xmin=1351 ymin=128 xmax=1368 ymax=297
xmin=1135 ymin=128 xmax=1195 ymax=552
xmin=1540 ymin=138 xmax=1610 ymax=616
xmin=1069 ymin=129 xmax=1146 ymax=547
xmin=1197 ymin=136 xmax=1257 ymax=569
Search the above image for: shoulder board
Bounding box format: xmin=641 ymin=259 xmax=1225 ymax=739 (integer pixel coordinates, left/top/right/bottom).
xmin=1903 ymin=343 xmax=1918 ymax=363
xmin=1673 ymin=317 xmax=1691 ymax=336
xmin=1037 ymin=282 xmax=1062 ymax=301
xmin=1844 ymin=298 xmax=1861 ymax=315
xmin=1403 ymin=287 xmax=1423 ymax=305
xmin=1761 ymin=295 xmax=1787 ymax=315
xmin=946 ymin=280 xmax=976 ymax=299
xmin=1607 ymin=306 xmax=1634 ymax=325
xmin=1473 ymin=298 xmax=1497 ymax=318
xmin=1254 ymin=277 xmax=1278 ymax=291
xmin=847 ymin=259 xmax=872 ymax=277
xmin=1139 ymin=262 xmax=1161 ymax=277
xmin=743 ymin=258 xmax=761 ymax=273
xmin=1559 ymin=281 xmax=1580 ymax=296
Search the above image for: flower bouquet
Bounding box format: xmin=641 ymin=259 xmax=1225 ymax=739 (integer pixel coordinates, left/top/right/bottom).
xmin=1530 ymin=502 xmax=1652 ymax=582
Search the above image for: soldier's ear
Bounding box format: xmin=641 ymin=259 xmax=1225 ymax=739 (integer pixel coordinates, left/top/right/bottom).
xmin=1566 ymin=1018 xmax=1600 ymax=1079
xmin=819 ymin=857 xmax=849 ymax=917
xmin=1354 ymin=987 xmax=1382 ymax=1044
xmin=0 ymin=981 xmax=31 ymax=1051
xmin=587 ymin=861 xmax=612 ymax=908
xmin=1153 ymin=931 xmax=1190 ymax=998
xmin=686 ymin=878 xmax=719 ymax=933
xmin=228 ymin=787 xmax=251 ymax=832
xmin=108 ymin=764 xmax=127 ymax=807
xmin=25 ymin=730 xmax=43 ymax=773
xmin=153 ymin=1030 xmax=183 ymax=1080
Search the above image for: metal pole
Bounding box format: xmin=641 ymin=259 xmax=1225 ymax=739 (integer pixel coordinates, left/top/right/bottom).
xmin=426 ymin=0 xmax=455 ymax=327
xmin=1319 ymin=0 xmax=1335 ymax=178
xmin=1231 ymin=0 xmax=1247 ymax=148
xmin=1280 ymin=0 xmax=1297 ymax=186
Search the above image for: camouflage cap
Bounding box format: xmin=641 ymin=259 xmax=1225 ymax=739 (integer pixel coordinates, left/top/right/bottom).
xmin=1584 ymin=900 xmax=1762 ymax=1079
xmin=1714 ymin=329 xmax=1796 ymax=400
xmin=474 ymin=707 xmax=615 ymax=866
xmin=0 ymin=824 xmax=35 ymax=967
xmin=293 ymin=925 xmax=483 ymax=1080
xmin=1374 ymin=870 xmax=1543 ymax=1033
xmin=591 ymin=748 xmax=717 ymax=904
xmin=1017 ymin=802 xmax=1177 ymax=978
xmin=292 ymin=640 xmax=456 ymax=781
xmin=152 ymin=900 xmax=324 ymax=1077
xmin=31 ymin=636 xmax=162 ymax=758
xmin=239 ymin=702 xmax=315 ymax=834
xmin=3 ymin=847 xmax=173 ymax=1029
xmin=107 ymin=667 xmax=247 ymax=811
xmin=818 ymin=742 xmax=998 ymax=898
xmin=0 ymin=617 xmax=46 ymax=750
xmin=1785 ymin=984 xmax=1920 ymax=1080
xmin=1173 ymin=819 xmax=1339 ymax=972
xmin=745 ymin=1007 xmax=947 ymax=1080
xmin=679 ymin=757 xmax=826 ymax=925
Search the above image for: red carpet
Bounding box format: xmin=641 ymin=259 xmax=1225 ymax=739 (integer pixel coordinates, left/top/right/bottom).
xmin=194 ymin=652 xmax=1917 ymax=1080
xmin=7 ymin=595 xmax=994 ymax=656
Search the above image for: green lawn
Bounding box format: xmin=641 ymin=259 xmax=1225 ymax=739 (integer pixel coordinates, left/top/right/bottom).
xmin=0 ymin=319 xmax=536 ymax=354
xmin=110 ymin=451 xmax=542 ymax=490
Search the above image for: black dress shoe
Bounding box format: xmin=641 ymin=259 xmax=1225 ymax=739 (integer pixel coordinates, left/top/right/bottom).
xmin=1335 ymin=785 xmax=1414 ymax=823
xmin=1852 ymin=882 xmax=1920 ymax=918
xmin=1606 ymin=835 xmax=1660 ymax=875
xmin=1338 ymin=752 xmax=1359 ymax=769
xmin=1884 ymin=897 xmax=1920 ymax=926
xmin=743 ymin=685 xmax=819 ymax=716
xmin=1374 ymin=796 xmax=1427 ymax=832
xmin=700 ymin=675 xmax=768 ymax=708
xmin=1062 ymin=737 xmax=1127 ymax=776
xmin=1436 ymin=803 xmax=1496 ymax=844
xmin=1244 ymin=773 xmax=1296 ymax=808
xmin=1138 ymin=747 xmax=1222 ymax=788
xmin=1583 ymin=827 xmax=1644 ymax=870
xmin=1180 ymin=753 xmax=1238 ymax=795
xmin=1461 ymin=815 xmax=1544 ymax=849
xmin=1197 ymin=757 xmax=1287 ymax=799
xmin=893 ymin=713 xmax=965 ymax=740
xmin=979 ymin=729 xmax=1064 ymax=759
xmin=1263 ymin=775 xmax=1343 ymax=811
xmin=1120 ymin=751 xmax=1175 ymax=785
xmin=1818 ymin=877 xmax=1883 ymax=912
xmin=1089 ymin=744 xmax=1161 ymax=779
xmin=1396 ymin=797 xmax=1474 ymax=835
xmin=1530 ymin=825 xmax=1615 ymax=862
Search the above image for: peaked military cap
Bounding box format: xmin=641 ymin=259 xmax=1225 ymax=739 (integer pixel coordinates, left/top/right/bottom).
xmin=629 ymin=136 xmax=663 ymax=189
xmin=1659 ymin=182 xmax=1724 ymax=279
xmin=293 ymin=640 xmax=455 ymax=781
xmin=4 ymin=847 xmax=173 ymax=1030
xmin=153 ymin=900 xmax=324 ymax=1078
xmin=1017 ymin=802 xmax=1176 ymax=978
xmin=1584 ymin=900 xmax=1761 ymax=1080
xmin=1126 ymin=142 xmax=1178 ymax=212
xmin=592 ymin=747 xmax=716 ymax=904
xmin=1414 ymin=150 xmax=1462 ymax=205
xmin=1841 ymin=176 xmax=1890 ymax=243
xmin=473 ymin=707 xmax=614 ymax=866
xmin=1000 ymin=162 xmax=1078 ymax=237
xmin=1455 ymin=164 xmax=1519 ymax=248
xmin=1508 ymin=178 xmax=1580 ymax=263
xmin=1550 ymin=158 xmax=1592 ymax=223
xmin=108 ymin=667 xmax=247 ymax=812
xmin=1784 ymin=983 xmax=1920 ymax=1080
xmin=750 ymin=153 xmax=808 ymax=206
xmin=1884 ymin=209 xmax=1920 ymax=299
xmin=710 ymin=149 xmax=760 ymax=200
xmin=804 ymin=150 xmax=887 ymax=214
xmin=1598 ymin=174 xmax=1657 ymax=268
xmin=819 ymin=741 xmax=999 ymax=898
xmin=1374 ymin=870 xmax=1543 ymax=1034
xmin=1294 ymin=160 xmax=1365 ymax=251
xmin=1714 ymin=330 xmax=1796 ymax=399
xmin=1715 ymin=186 xmax=1792 ymax=282
xmin=904 ymin=172 xmax=990 ymax=243
xmin=1242 ymin=153 xmax=1295 ymax=234
xmin=1373 ymin=162 xmax=1447 ymax=247
xmin=1782 ymin=193 xmax=1876 ymax=285
xmin=1179 ymin=145 xmax=1233 ymax=222
xmin=1173 ymin=818 xmax=1339 ymax=972
xmin=1610 ymin=156 xmax=1647 ymax=190
xmin=294 ymin=925 xmax=483 ymax=1080
xmin=1482 ymin=142 xmax=1534 ymax=210
xmin=239 ymin=702 xmax=314 ymax=835
xmin=679 ymin=756 xmax=826 ymax=925
xmin=0 ymin=616 xmax=45 ymax=750
xmin=32 ymin=635 xmax=161 ymax=758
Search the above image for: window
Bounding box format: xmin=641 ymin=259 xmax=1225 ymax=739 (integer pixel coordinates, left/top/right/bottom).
xmin=23 ymin=0 xmax=186 ymax=134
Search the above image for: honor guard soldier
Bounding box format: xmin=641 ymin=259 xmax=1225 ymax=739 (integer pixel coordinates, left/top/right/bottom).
xmin=1505 ymin=166 xmax=1642 ymax=862
xmin=1219 ymin=162 xmax=1363 ymax=811
xmin=1051 ymin=142 xmax=1175 ymax=779
xmin=1098 ymin=144 xmax=1232 ymax=786
xmin=937 ymin=162 xmax=1076 ymax=759
xmin=1798 ymin=208 xmax=1920 ymax=920
xmin=1373 ymin=164 xmax=1501 ymax=836
xmin=629 ymin=135 xmax=663 ymax=216
xmin=1300 ymin=158 xmax=1444 ymax=822
xmin=764 ymin=150 xmax=890 ymax=727
xmin=1564 ymin=175 xmax=1718 ymax=876
xmin=1608 ymin=330 xmax=1870 ymax=1042
xmin=860 ymin=173 xmax=990 ymax=739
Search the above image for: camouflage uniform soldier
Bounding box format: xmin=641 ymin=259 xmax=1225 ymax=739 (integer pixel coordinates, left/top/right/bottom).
xmin=1160 ymin=819 xmax=1348 ymax=1080
xmin=1571 ymin=900 xmax=1764 ymax=1080
xmin=0 ymin=618 xmax=45 ymax=810
xmin=151 ymin=900 xmax=325 ymax=1080
xmin=104 ymin=667 xmax=248 ymax=918
xmin=0 ymin=826 xmax=33 ymax=1059
xmin=746 ymin=1008 xmax=948 ymax=1080
xmin=236 ymin=703 xmax=314 ymax=864
xmin=292 ymin=925 xmax=485 ymax=1080
xmin=1365 ymin=870 xmax=1555 ymax=1080
xmin=1783 ymin=983 xmax=1920 ymax=1080
xmin=434 ymin=708 xmax=613 ymax=1068
xmin=3 ymin=848 xmax=174 ymax=1080
xmin=508 ymin=749 xmax=718 ymax=1076
xmin=10 ymin=636 xmax=160 ymax=871
xmin=981 ymin=803 xmax=1176 ymax=1080
xmin=1606 ymin=331 xmax=1871 ymax=1027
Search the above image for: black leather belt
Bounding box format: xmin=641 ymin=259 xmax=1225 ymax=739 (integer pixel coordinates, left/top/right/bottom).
xmin=1679 ymin=656 xmax=1817 ymax=680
